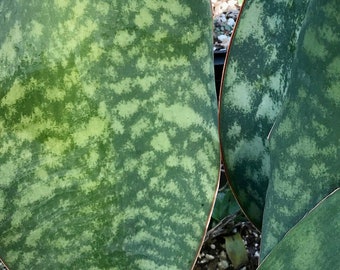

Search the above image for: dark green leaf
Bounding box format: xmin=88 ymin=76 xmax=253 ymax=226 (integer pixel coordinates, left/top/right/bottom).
xmin=258 ymin=189 xmax=340 ymax=269
xmin=261 ymin=0 xmax=340 ymax=259
xmin=219 ymin=0 xmax=310 ymax=229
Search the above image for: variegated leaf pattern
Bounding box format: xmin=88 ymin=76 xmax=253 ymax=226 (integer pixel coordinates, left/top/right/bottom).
xmin=258 ymin=189 xmax=340 ymax=269
xmin=0 ymin=1 xmax=219 ymax=269
xmin=219 ymin=0 xmax=310 ymax=229
xmin=261 ymin=0 xmax=340 ymax=259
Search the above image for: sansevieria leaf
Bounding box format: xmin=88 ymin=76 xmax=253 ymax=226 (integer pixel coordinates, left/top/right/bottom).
xmin=219 ymin=0 xmax=310 ymax=229
xmin=261 ymin=0 xmax=340 ymax=259
xmin=0 ymin=1 xmax=219 ymax=269
xmin=258 ymin=188 xmax=340 ymax=269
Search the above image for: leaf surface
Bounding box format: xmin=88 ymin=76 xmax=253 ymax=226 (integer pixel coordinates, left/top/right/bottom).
xmin=261 ymin=0 xmax=340 ymax=259
xmin=219 ymin=0 xmax=310 ymax=229
xmin=258 ymin=188 xmax=340 ymax=269
xmin=0 ymin=1 xmax=219 ymax=269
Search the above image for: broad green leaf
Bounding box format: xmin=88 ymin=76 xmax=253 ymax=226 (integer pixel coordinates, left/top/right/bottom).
xmin=261 ymin=0 xmax=340 ymax=259
xmin=258 ymin=188 xmax=340 ymax=269
xmin=219 ymin=0 xmax=310 ymax=229
xmin=0 ymin=1 xmax=219 ymax=269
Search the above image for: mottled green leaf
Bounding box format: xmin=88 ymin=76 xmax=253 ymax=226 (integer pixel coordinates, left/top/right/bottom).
xmin=261 ymin=0 xmax=340 ymax=259
xmin=0 ymin=1 xmax=219 ymax=269
xmin=258 ymin=188 xmax=340 ymax=269
xmin=219 ymin=0 xmax=310 ymax=229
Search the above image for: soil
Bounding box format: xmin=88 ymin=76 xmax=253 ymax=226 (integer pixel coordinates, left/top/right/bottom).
xmin=193 ymin=213 xmax=261 ymax=270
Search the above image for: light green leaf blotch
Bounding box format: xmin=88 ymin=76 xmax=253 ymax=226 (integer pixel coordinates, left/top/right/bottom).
xmin=1 ymin=79 xmax=25 ymax=107
xmin=134 ymin=7 xmax=153 ymax=29
xmin=151 ymin=132 xmax=171 ymax=153
xmin=159 ymin=103 xmax=203 ymax=128
xmin=72 ymin=116 xmax=108 ymax=146
xmin=0 ymin=160 xmax=16 ymax=187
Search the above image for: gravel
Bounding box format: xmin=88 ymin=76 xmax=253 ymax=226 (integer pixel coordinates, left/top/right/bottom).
xmin=212 ymin=0 xmax=242 ymax=51
xmin=0 ymin=258 xmax=8 ymax=270
xmin=194 ymin=212 xmax=261 ymax=270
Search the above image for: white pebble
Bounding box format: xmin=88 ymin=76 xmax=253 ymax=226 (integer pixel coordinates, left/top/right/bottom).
xmin=218 ymin=34 xmax=228 ymax=42
xmin=220 ymin=2 xmax=229 ymax=11
xmin=218 ymin=14 xmax=227 ymax=22
xmin=201 ymin=258 xmax=208 ymax=264
xmin=205 ymin=254 xmax=215 ymax=261
xmin=218 ymin=260 xmax=229 ymax=269
xmin=210 ymin=243 xmax=216 ymax=249
xmin=221 ymin=36 xmax=231 ymax=48
xmin=220 ymin=250 xmax=227 ymax=260
xmin=227 ymin=18 xmax=235 ymax=27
